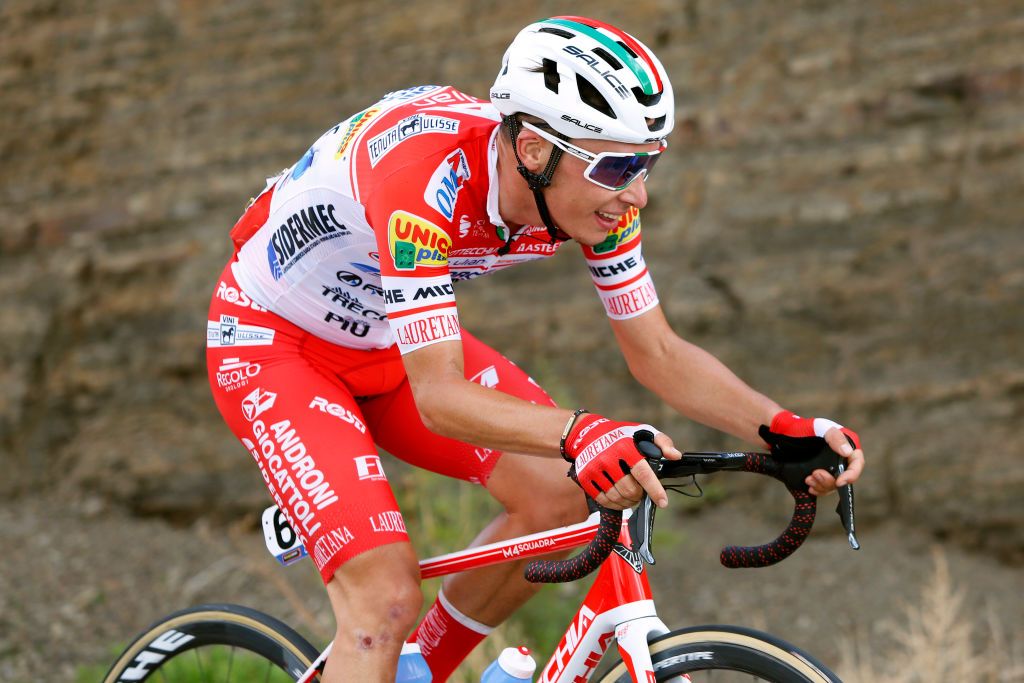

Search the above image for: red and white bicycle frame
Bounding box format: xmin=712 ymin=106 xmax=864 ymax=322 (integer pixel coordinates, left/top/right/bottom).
xmin=277 ymin=508 xmax=671 ymax=683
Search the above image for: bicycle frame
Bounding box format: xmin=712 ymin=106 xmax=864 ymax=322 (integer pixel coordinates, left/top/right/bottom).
xmin=293 ymin=509 xmax=671 ymax=683
xmin=112 ymin=452 xmax=847 ymax=683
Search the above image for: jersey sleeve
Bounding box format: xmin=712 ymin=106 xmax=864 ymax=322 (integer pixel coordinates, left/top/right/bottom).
xmin=364 ymin=162 xmax=461 ymax=355
xmin=580 ymin=207 xmax=659 ymax=320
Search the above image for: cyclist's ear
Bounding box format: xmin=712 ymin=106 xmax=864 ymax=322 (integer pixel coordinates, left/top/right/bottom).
xmin=514 ymin=127 xmax=548 ymax=172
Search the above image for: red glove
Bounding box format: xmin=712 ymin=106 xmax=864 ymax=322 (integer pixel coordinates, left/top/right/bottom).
xmin=761 ymin=410 xmax=861 ymax=455
xmin=562 ymin=413 xmax=656 ymax=499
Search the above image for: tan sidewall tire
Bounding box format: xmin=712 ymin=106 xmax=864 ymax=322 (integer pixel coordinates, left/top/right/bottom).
xmin=103 ymin=605 xmax=318 ymax=683
xmin=594 ymin=626 xmax=837 ymax=682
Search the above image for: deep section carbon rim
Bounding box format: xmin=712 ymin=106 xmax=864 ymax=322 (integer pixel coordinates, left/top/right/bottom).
xmin=594 ymin=625 xmax=840 ymax=682
xmin=102 ymin=603 xmax=321 ymax=683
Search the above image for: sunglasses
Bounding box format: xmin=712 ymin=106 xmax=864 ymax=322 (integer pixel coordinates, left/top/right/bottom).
xmin=520 ymin=121 xmax=666 ymax=191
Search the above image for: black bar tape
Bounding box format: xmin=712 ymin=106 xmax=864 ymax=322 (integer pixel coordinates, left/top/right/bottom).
xmin=720 ymin=478 xmax=817 ymax=568
xmin=524 ymin=508 xmax=623 ymax=583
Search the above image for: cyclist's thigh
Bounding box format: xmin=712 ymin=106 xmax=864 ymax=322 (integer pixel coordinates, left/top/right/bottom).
xmin=358 ymin=330 xmax=558 ymax=486
xmin=207 ymin=265 xmax=408 ymax=585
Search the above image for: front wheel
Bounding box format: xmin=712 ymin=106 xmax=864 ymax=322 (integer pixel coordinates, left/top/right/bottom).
xmin=593 ymin=625 xmax=840 ymax=682
xmin=102 ymin=603 xmax=322 ymax=683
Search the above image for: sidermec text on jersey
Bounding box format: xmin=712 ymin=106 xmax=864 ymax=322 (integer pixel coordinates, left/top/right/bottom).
xmin=268 ymin=203 xmax=350 ymax=280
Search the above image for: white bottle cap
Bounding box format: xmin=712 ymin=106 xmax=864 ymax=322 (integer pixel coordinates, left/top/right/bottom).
xmin=498 ymin=646 xmax=536 ymax=679
xmin=401 ymin=642 xmax=422 ymax=656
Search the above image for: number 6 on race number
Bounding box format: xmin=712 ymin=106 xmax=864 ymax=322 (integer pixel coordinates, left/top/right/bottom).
xmin=261 ymin=505 xmax=309 ymax=566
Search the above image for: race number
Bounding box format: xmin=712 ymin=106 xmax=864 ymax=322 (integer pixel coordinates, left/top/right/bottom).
xmin=261 ymin=505 xmax=309 ymax=566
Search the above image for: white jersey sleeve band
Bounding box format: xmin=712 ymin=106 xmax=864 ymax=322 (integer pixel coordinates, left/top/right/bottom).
xmin=594 ymin=270 xmax=659 ymax=320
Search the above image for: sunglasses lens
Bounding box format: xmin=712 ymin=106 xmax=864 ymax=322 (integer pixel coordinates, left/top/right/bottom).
xmin=589 ymin=153 xmax=661 ymax=189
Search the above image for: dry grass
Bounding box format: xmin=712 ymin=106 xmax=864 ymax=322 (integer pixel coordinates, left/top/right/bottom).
xmin=839 ymin=547 xmax=1024 ymax=682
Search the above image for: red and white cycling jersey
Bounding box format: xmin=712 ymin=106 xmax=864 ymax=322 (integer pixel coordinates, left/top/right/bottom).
xmin=226 ymin=85 xmax=659 ymax=355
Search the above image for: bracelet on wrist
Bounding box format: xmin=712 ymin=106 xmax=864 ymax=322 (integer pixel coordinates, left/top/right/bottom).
xmin=559 ymin=408 xmax=589 ymax=462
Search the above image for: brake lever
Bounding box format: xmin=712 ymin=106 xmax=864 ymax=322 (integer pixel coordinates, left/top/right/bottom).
xmin=776 ymin=444 xmax=861 ymax=551
xmin=628 ymin=494 xmax=658 ymax=564
xmin=835 ymin=464 xmax=860 ymax=550
xmin=627 ymin=438 xmax=664 ymax=565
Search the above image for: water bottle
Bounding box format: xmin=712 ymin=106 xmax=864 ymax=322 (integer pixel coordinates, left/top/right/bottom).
xmin=396 ymin=642 xmax=432 ymax=682
xmin=480 ymin=646 xmax=536 ymax=682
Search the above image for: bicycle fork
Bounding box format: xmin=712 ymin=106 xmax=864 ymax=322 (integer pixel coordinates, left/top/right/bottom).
xmin=538 ymin=541 xmax=678 ymax=683
xmin=615 ymin=614 xmax=676 ymax=682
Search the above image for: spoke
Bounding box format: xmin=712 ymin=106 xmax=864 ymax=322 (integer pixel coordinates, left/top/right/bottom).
xmin=225 ymin=647 xmax=234 ymax=682
xmin=194 ymin=648 xmax=206 ymax=683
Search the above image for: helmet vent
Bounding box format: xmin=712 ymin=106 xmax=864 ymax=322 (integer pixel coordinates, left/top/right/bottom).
xmin=576 ymin=74 xmax=616 ymax=119
xmin=617 ymin=41 xmax=640 ymax=59
xmin=528 ymin=58 xmax=562 ymax=93
xmin=591 ymin=47 xmax=622 ymax=70
xmin=538 ymin=26 xmax=574 ymax=39
xmin=631 ymin=86 xmax=663 ymax=107
xmin=647 ymin=114 xmax=667 ymax=131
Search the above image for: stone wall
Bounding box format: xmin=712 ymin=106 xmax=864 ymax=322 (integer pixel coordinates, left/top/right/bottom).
xmin=1 ymin=0 xmax=1021 ymax=559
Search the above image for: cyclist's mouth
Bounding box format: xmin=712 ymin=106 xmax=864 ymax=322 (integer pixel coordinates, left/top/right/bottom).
xmin=595 ymin=210 xmax=621 ymax=229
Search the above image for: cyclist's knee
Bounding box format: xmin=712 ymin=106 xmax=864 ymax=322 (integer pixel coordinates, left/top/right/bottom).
xmin=326 ymin=543 xmax=423 ymax=642
xmin=526 ymin=485 xmax=588 ymax=529
xmin=488 ymin=454 xmax=588 ymax=529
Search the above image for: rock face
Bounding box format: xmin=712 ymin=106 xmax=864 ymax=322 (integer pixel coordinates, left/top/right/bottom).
xmin=1 ymin=1 xmax=1021 ymax=560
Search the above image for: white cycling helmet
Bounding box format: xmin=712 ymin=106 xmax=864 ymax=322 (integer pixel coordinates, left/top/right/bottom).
xmin=491 ymin=16 xmax=674 ymax=144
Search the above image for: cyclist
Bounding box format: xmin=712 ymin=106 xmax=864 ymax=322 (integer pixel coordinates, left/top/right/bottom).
xmin=205 ymin=15 xmax=864 ymax=682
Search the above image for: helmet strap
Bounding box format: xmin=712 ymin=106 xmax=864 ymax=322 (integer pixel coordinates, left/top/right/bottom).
xmin=503 ymin=116 xmax=567 ymax=245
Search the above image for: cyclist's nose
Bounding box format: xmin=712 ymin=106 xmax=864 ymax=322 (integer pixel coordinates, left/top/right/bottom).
xmin=619 ymin=175 xmax=648 ymax=209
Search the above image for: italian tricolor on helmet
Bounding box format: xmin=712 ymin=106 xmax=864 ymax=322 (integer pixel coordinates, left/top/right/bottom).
xmin=490 ymin=16 xmax=675 ymax=145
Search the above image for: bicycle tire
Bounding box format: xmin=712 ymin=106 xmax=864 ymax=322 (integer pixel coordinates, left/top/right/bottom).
xmin=102 ymin=603 xmax=322 ymax=683
xmin=592 ymin=625 xmax=841 ymax=682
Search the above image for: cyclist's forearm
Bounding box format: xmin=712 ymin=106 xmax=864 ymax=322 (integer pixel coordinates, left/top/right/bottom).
xmin=412 ymin=376 xmax=573 ymax=457
xmin=626 ymin=333 xmax=780 ymax=445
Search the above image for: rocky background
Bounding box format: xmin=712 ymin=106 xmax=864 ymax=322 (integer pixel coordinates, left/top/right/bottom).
xmin=1 ymin=0 xmax=1022 ymax=680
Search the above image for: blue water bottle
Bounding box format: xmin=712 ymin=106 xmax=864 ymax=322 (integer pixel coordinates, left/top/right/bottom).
xmin=480 ymin=646 xmax=536 ymax=682
xmin=396 ymin=642 xmax=432 ymax=682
